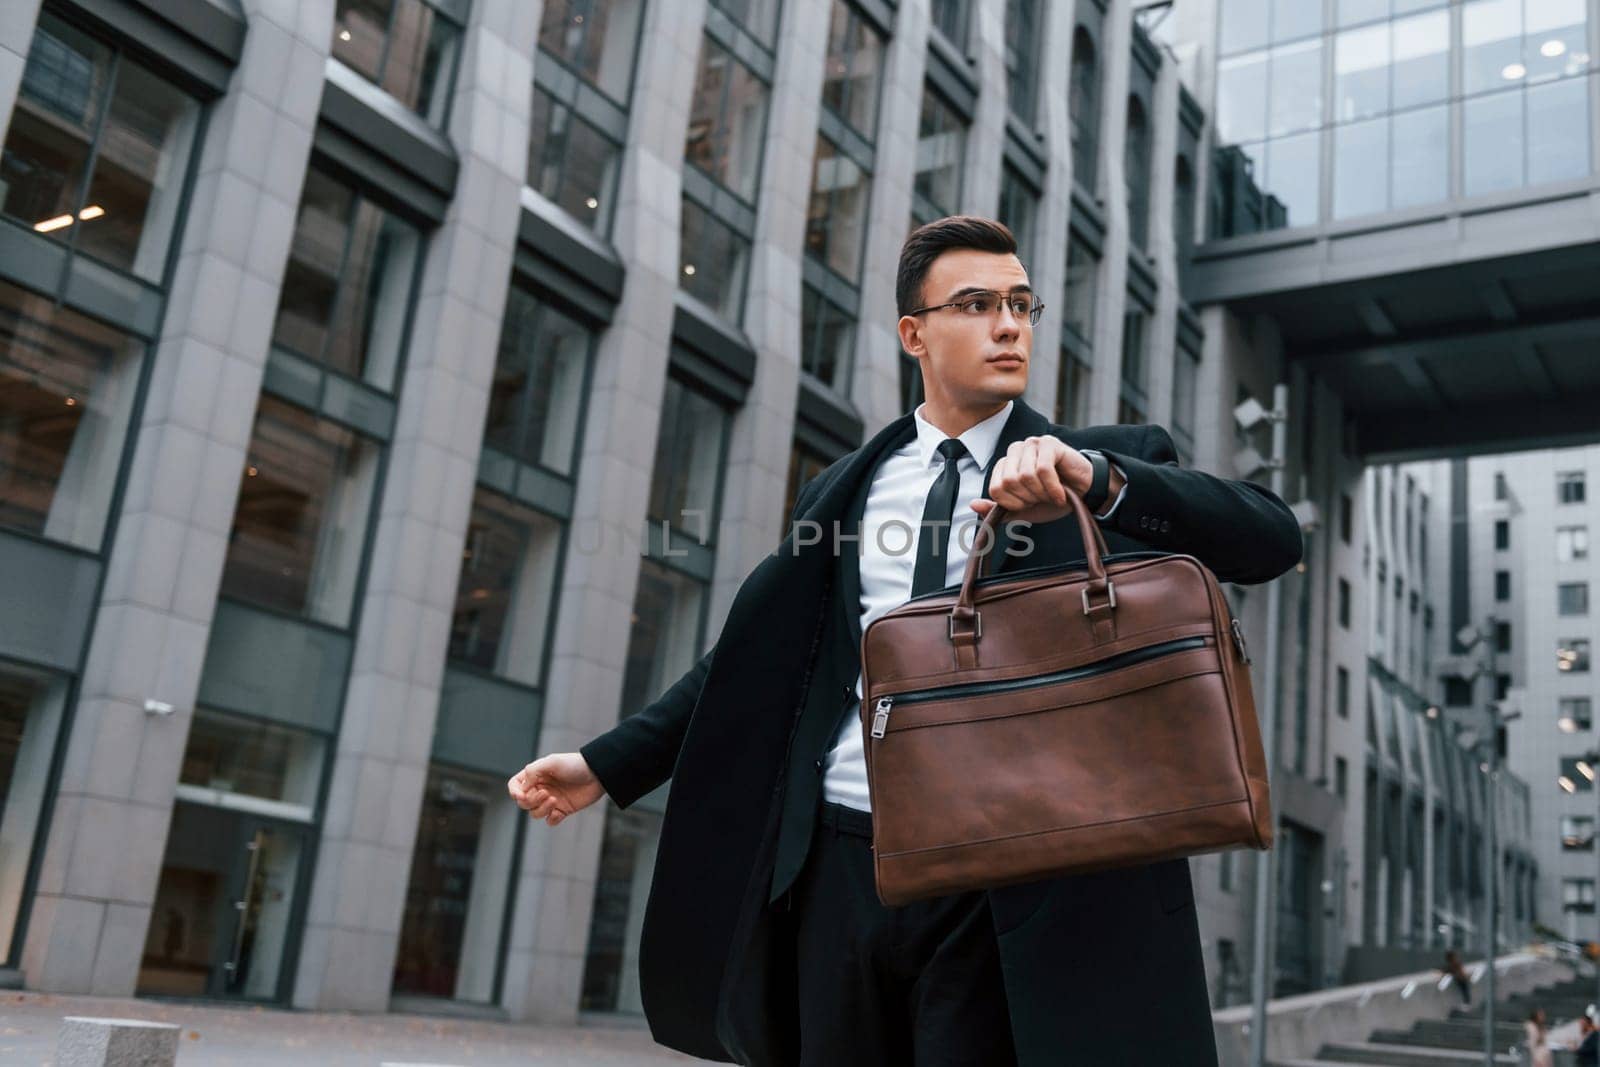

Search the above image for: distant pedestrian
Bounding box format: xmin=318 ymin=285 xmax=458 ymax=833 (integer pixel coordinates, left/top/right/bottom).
xmin=1524 ymin=1007 xmax=1553 ymax=1067
xmin=1571 ymin=1014 xmax=1597 ymax=1067
xmin=1440 ymin=949 xmax=1471 ymax=1005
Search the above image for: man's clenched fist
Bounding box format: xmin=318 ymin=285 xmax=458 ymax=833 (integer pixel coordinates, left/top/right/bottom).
xmin=508 ymin=752 xmax=605 ymax=826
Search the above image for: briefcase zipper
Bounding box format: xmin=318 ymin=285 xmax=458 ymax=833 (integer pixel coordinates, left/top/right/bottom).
xmin=1231 ymin=618 xmax=1251 ymax=664
xmin=870 ymin=635 xmax=1209 ymax=738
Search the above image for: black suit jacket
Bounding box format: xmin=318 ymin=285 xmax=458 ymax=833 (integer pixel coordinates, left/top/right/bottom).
xmin=579 ymin=397 xmax=1302 ymax=1066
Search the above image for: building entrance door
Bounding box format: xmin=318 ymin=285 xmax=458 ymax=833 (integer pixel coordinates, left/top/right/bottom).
xmin=137 ymin=801 xmax=308 ymax=1001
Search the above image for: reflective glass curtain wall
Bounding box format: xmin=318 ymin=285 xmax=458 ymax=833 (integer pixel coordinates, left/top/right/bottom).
xmin=1214 ymin=0 xmax=1595 ymax=235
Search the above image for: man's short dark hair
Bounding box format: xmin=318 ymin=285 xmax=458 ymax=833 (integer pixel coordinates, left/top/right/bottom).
xmin=896 ymin=215 xmax=1018 ymax=318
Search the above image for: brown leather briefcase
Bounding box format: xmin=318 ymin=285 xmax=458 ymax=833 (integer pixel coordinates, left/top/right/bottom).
xmin=858 ymin=491 xmax=1273 ymax=906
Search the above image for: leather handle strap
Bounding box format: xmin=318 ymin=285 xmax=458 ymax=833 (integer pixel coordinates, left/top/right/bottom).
xmin=951 ymin=487 xmax=1113 ymax=652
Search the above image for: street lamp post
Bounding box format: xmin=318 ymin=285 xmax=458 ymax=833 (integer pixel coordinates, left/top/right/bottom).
xmin=1240 ymin=385 xmax=1289 ymax=1067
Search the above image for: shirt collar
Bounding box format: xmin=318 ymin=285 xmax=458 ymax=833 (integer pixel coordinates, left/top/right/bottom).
xmin=912 ymin=399 xmax=1014 ymax=472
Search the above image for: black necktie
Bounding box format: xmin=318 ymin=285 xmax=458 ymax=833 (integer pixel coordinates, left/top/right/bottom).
xmin=911 ymin=438 xmax=967 ymax=597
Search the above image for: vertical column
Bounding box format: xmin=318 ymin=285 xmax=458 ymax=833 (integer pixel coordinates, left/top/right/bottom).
xmin=853 ymin=3 xmax=928 ymax=428
xmin=1144 ymin=59 xmax=1181 ymax=430
xmin=962 ymin=0 xmax=1007 ymax=218
xmin=1089 ymin=0 xmax=1134 ymax=425
xmin=501 ymin=0 xmax=710 ymax=1024
xmin=21 ymin=0 xmax=332 ymax=993
xmin=709 ymin=0 xmax=830 ymax=611
xmin=289 ymin=0 xmax=536 ymax=1011
xmin=0 ymin=1 xmax=43 ymax=140
xmin=1022 ymin=0 xmax=1076 ymax=419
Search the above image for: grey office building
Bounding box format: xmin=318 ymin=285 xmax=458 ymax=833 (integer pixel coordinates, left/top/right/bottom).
xmin=0 ymin=0 xmax=1591 ymax=1029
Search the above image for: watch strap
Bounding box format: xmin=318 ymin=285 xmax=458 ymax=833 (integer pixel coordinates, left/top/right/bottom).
xmin=1082 ymin=449 xmax=1110 ymax=512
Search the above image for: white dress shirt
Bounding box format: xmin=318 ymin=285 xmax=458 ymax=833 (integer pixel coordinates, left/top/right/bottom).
xmin=820 ymin=400 xmax=1128 ymax=811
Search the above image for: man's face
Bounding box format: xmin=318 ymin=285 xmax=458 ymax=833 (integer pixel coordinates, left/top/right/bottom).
xmin=898 ymin=249 xmax=1032 ymax=409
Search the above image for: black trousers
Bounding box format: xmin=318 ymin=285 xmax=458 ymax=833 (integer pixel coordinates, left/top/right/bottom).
xmin=789 ymin=800 xmax=1018 ymax=1067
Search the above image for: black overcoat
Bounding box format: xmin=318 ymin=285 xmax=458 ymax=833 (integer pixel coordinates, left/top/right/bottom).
xmin=579 ymin=396 xmax=1303 ymax=1066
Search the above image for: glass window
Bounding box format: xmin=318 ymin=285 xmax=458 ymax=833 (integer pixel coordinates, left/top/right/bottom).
xmin=1564 ymin=877 xmax=1596 ymax=911
xmin=1562 ymin=815 xmax=1595 ymax=851
xmin=451 ymin=490 xmax=564 ymax=686
xmin=1558 ymin=638 xmax=1591 ymax=673
xmin=179 ymin=708 xmax=326 ymax=813
xmin=272 ymin=167 xmax=422 ymax=392
xmin=0 ymin=663 xmax=70 ymax=961
xmin=1173 ymin=348 xmax=1199 ymax=439
xmin=0 ymin=280 xmax=144 ymax=550
xmin=1174 ymin=154 xmax=1196 ymax=260
xmin=805 ymin=134 xmax=871 ymax=282
xmin=1561 ymin=697 xmax=1594 ymax=732
xmin=1495 ymin=517 xmax=1511 ymax=549
xmin=1558 ymin=582 xmax=1590 ymax=616
xmin=931 ymin=0 xmax=969 ymax=50
xmin=1559 ymin=471 xmax=1587 ymax=504
xmin=333 ymin=0 xmax=462 ymax=126
xmin=1526 ymin=76 xmax=1590 ymax=187
xmin=484 ymin=286 xmax=592 ymax=475
xmin=1335 ymin=23 xmax=1390 ymax=121
xmin=1525 ymin=0 xmax=1588 ymax=81
xmin=684 ymin=35 xmax=770 ymax=203
xmin=998 ymin=164 xmax=1038 ymax=267
xmin=1221 ymin=0 xmax=1269 ymax=55
xmin=527 ymin=86 xmax=623 ymax=236
xmin=1216 ymin=53 xmax=1268 ymax=144
xmin=1005 ymin=0 xmax=1043 ymax=124
xmin=219 ymin=395 xmax=382 ymax=628
xmin=1392 ymin=10 xmax=1450 ymax=109
xmin=1334 ymin=118 xmax=1388 ymax=219
xmin=1269 ymin=40 xmax=1324 ymax=137
xmin=1265 ymin=131 xmax=1320 ymax=227
xmin=538 ymin=0 xmax=647 ymax=105
xmin=800 ymin=283 xmax=855 ymax=391
xmin=784 ymin=442 xmax=830 ymax=530
xmin=821 ymin=0 xmax=885 ymax=142
xmin=1557 ymin=525 xmax=1588 ymax=560
xmin=1 ymin=12 xmax=199 ymax=282
xmin=1062 ymin=234 xmax=1097 ymax=345
xmin=679 ymin=195 xmax=752 ymax=323
xmin=392 ymin=764 xmax=519 ymax=1002
xmin=1069 ymin=27 xmax=1101 ymax=193
xmin=1464 ymin=89 xmax=1524 ymax=196
xmin=1495 ymin=569 xmax=1511 ymax=600
xmin=1390 ymin=104 xmax=1449 ymax=209
xmin=647 ymin=376 xmax=729 ymax=540
xmin=913 ymin=84 xmax=966 ymax=221
xmin=711 ymin=0 xmax=783 ymax=48
xmin=1054 ymin=350 xmax=1091 ymax=427
xmin=1271 ymin=0 xmax=1321 ymax=42
xmin=1463 ymin=0 xmax=1524 ymax=97
xmin=1120 ymin=303 xmax=1148 ymax=398
xmin=1125 ymin=97 xmax=1151 ymax=251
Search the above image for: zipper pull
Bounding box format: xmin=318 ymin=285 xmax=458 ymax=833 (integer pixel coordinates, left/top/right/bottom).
xmin=1231 ymin=618 xmax=1252 ymax=665
xmin=871 ymin=696 xmax=893 ymax=739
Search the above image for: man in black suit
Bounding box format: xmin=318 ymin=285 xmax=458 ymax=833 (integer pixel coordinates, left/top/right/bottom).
xmin=509 ymin=216 xmax=1303 ymax=1065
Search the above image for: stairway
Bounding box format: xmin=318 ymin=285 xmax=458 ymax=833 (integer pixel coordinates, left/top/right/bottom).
xmin=1266 ymin=974 xmax=1593 ymax=1066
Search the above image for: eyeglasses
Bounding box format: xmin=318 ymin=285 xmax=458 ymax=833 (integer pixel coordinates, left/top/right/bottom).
xmin=907 ymin=290 xmax=1045 ymax=328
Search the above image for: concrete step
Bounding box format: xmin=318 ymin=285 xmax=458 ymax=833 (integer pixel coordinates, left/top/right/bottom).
xmin=1369 ymin=1022 xmax=1524 ymax=1050
xmin=1315 ymin=1041 xmax=1520 ymax=1066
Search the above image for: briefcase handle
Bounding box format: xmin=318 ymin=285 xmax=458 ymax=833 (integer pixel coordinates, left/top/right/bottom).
xmin=950 ymin=488 xmax=1115 ymax=644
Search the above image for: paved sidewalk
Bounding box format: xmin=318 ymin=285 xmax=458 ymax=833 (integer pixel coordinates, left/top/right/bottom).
xmin=0 ymin=992 xmax=717 ymax=1066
